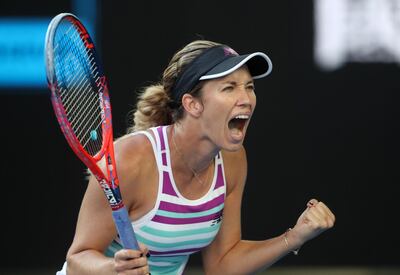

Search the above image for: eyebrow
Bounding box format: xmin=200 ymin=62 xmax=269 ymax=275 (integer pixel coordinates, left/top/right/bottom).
xmin=221 ymin=80 xmax=254 ymax=85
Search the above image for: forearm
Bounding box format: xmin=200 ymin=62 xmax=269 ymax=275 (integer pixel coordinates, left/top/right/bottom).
xmin=67 ymin=250 xmax=115 ymax=275
xmin=205 ymin=232 xmax=298 ymax=275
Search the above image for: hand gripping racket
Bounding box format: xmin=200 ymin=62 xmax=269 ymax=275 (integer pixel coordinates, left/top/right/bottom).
xmin=45 ymin=13 xmax=139 ymax=250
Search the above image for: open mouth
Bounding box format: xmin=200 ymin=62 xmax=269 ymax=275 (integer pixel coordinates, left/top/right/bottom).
xmin=228 ymin=114 xmax=250 ymax=139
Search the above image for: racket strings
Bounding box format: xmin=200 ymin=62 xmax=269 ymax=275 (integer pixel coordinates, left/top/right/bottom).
xmin=53 ymin=20 xmax=104 ymax=157
xmin=61 ymin=52 xmax=96 ymax=108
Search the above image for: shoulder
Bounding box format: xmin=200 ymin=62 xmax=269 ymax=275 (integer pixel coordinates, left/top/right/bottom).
xmin=220 ymin=146 xmax=247 ymax=195
xmin=113 ymin=131 xmax=157 ymax=182
xmin=115 ymin=132 xmax=154 ymax=159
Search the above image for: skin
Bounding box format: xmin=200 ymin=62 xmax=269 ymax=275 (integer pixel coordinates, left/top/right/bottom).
xmin=65 ymin=67 xmax=335 ymax=274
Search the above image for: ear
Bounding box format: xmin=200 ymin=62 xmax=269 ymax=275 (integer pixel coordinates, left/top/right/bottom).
xmin=181 ymin=93 xmax=203 ymax=118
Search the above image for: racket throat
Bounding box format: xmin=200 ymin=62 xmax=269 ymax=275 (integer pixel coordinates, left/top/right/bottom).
xmin=99 ymin=179 xmax=124 ymax=210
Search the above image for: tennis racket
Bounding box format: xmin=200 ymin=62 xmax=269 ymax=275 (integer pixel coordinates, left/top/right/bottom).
xmin=45 ymin=13 xmax=139 ymax=250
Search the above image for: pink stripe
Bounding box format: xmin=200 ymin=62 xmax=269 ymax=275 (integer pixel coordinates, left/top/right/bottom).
xmin=157 ymin=126 xmax=166 ymax=150
xmin=162 ymin=152 xmax=167 ymax=166
xmin=214 ymin=164 xmax=224 ymax=190
xmin=162 ymin=171 xmax=178 ymax=197
xmin=159 ymin=193 xmax=224 ymax=213
xmin=153 ymin=210 xmax=223 ymax=224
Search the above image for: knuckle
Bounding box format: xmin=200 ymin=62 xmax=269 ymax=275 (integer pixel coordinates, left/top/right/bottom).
xmin=143 ymin=265 xmax=150 ymax=274
xmin=114 ymin=263 xmax=123 ymax=272
xmin=134 ymin=257 xmax=145 ymax=267
xmin=309 ymin=222 xmax=319 ymax=230
xmin=328 ymin=217 xmax=336 ymax=227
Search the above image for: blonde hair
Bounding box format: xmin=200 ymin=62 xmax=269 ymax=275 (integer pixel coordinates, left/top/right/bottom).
xmin=128 ymin=40 xmax=221 ymax=133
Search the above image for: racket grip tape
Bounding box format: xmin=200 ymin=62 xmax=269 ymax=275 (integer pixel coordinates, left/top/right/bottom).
xmin=112 ymin=207 xmax=140 ymax=250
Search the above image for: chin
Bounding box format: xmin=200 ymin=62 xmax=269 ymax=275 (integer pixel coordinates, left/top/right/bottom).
xmin=223 ymin=140 xmax=244 ymax=152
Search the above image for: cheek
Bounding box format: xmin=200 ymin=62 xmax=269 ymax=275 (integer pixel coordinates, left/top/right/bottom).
xmin=203 ymin=100 xmax=227 ymax=126
xmin=251 ymin=93 xmax=257 ymax=108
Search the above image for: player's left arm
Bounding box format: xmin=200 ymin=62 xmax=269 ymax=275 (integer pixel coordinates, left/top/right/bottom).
xmin=202 ymin=146 xmax=335 ymax=274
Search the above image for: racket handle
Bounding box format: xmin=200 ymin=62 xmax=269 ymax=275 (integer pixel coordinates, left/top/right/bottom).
xmin=112 ymin=207 xmax=140 ymax=250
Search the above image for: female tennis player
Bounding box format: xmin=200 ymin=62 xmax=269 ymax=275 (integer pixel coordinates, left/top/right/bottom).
xmin=59 ymin=40 xmax=335 ymax=275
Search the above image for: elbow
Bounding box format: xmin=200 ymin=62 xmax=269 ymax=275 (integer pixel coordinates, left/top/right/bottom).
xmin=65 ymin=252 xmax=78 ymax=275
xmin=65 ymin=248 xmax=86 ymax=275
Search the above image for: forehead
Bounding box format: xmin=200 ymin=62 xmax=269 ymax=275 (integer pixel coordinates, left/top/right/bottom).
xmin=209 ymin=66 xmax=252 ymax=84
xmin=200 ymin=66 xmax=253 ymax=96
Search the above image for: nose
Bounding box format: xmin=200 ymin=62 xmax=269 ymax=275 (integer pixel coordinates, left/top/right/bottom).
xmin=236 ymin=86 xmax=253 ymax=106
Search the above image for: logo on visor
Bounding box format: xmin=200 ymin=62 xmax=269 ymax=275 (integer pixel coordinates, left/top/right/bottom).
xmin=223 ymin=47 xmax=238 ymax=56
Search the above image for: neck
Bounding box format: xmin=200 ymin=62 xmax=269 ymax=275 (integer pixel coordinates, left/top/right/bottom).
xmin=170 ymin=122 xmax=218 ymax=175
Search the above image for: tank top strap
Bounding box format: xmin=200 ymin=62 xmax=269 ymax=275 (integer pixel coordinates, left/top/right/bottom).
xmin=150 ymin=126 xmax=170 ymax=170
xmin=128 ymin=130 xmax=159 ymax=164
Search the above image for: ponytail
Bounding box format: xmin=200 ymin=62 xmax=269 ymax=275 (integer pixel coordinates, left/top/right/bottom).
xmin=128 ymin=40 xmax=221 ymax=132
xmin=128 ymin=84 xmax=172 ymax=133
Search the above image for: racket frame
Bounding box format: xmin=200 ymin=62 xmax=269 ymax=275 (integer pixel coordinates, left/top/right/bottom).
xmin=45 ymin=13 xmax=139 ymax=250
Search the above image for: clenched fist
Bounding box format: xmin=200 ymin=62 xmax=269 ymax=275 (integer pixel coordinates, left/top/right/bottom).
xmin=287 ymin=199 xmax=336 ymax=251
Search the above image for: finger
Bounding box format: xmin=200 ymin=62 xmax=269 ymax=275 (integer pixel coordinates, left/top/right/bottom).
xmin=309 ymin=204 xmax=337 ymax=230
xmin=316 ymin=201 xmax=336 ymax=227
xmin=135 ymin=265 xmax=150 ymax=275
xmin=306 ymin=199 xmax=335 ymax=228
xmin=139 ymin=243 xmax=150 ymax=258
xmin=114 ymin=254 xmax=149 ymax=272
xmin=311 ymin=204 xmax=334 ymax=228
xmin=306 ymin=201 xmax=325 ymax=221
xmin=304 ymin=207 xmax=327 ymax=228
xmin=307 ymin=198 xmax=319 ymax=208
xmin=318 ymin=201 xmax=336 ymax=220
xmin=312 ymin=202 xmax=330 ymax=217
xmin=309 ymin=201 xmax=335 ymax=222
xmin=115 ymin=248 xmax=143 ymax=261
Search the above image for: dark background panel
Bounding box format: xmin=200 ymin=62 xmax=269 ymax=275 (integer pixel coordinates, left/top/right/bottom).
xmin=0 ymin=0 xmax=398 ymax=270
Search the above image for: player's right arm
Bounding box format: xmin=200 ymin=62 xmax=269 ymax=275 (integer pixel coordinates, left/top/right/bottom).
xmin=66 ymin=134 xmax=152 ymax=275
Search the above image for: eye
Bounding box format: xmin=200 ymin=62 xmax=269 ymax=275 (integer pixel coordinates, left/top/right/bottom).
xmin=222 ymin=85 xmax=234 ymax=92
xmin=246 ymin=84 xmax=255 ymax=91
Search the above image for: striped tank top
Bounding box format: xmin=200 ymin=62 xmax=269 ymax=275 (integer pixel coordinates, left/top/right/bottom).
xmin=106 ymin=125 xmax=226 ymax=274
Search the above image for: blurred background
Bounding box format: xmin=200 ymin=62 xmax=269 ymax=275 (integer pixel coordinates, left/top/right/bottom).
xmin=1 ymin=0 xmax=399 ymax=274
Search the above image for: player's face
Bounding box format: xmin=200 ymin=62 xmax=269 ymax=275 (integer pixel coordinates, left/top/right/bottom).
xmin=199 ymin=66 xmax=256 ymax=151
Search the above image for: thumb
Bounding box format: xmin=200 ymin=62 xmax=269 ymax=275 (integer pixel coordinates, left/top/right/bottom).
xmin=307 ymin=198 xmax=318 ymax=208
xmin=139 ymin=243 xmax=150 ymax=258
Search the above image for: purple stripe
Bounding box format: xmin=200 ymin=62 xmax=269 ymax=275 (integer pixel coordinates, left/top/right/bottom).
xmin=149 ymin=247 xmax=200 ymax=255
xmin=162 ymin=152 xmax=167 ymax=166
xmin=162 ymin=171 xmax=178 ymax=197
xmin=153 ymin=210 xmax=223 ymax=224
xmin=214 ymin=164 xmax=224 ymax=190
xmin=159 ymin=193 xmax=224 ymax=213
xmin=157 ymin=126 xmax=166 ymax=150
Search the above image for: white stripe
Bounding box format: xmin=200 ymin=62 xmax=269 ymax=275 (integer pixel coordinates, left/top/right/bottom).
xmin=148 ymin=258 xmax=189 ymax=272
xmin=137 ymin=228 xmax=218 ymax=244
xmin=159 ymin=186 xmax=225 ymax=206
xmin=149 ymin=261 xmax=176 ymax=267
xmin=144 ymin=219 xmax=215 ymax=231
xmin=126 ymin=129 xmax=164 ymax=229
xmin=177 ymin=258 xmax=188 ymax=275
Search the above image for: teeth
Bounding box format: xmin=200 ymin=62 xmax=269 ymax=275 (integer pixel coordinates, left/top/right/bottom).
xmin=234 ymin=115 xmax=249 ymax=119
